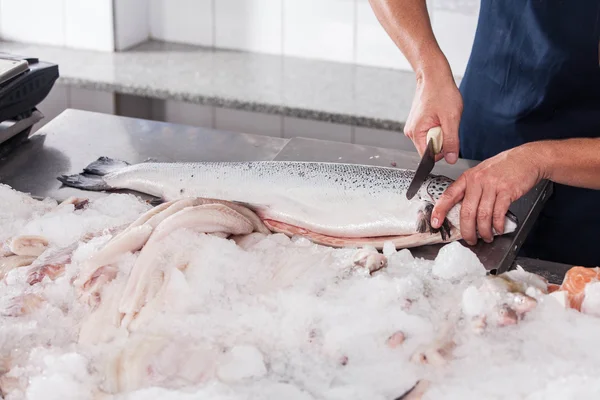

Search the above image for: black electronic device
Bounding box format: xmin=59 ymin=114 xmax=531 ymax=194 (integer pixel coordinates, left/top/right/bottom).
xmin=0 ymin=53 xmax=59 ymax=157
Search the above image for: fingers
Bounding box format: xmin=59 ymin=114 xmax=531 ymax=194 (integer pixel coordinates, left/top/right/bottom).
xmin=439 ymin=113 xmax=461 ymax=164
xmin=477 ymin=188 xmax=496 ymax=243
xmin=434 ymin=153 xmax=445 ymax=162
xmin=404 ymin=123 xmax=426 ymax=158
xmin=431 ymin=177 xmax=466 ymax=229
xmin=413 ymin=135 xmax=428 ymax=158
xmin=460 ymin=179 xmax=482 ymax=246
xmin=492 ymin=193 xmax=512 ymax=235
xmin=404 ymin=119 xmax=441 ymax=159
xmin=408 ymin=128 xmax=444 ymax=160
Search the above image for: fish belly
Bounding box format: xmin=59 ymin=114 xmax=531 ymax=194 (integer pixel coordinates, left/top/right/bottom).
xmin=103 ymin=162 xmax=425 ymax=238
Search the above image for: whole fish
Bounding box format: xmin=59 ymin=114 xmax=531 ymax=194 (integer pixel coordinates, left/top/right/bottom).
xmin=56 ymin=157 xmax=518 ymax=249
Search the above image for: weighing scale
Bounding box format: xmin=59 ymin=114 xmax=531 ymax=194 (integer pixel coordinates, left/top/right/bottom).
xmin=0 ymin=52 xmax=59 ymax=158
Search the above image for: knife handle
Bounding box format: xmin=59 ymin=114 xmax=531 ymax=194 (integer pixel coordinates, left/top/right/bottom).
xmin=427 ymin=127 xmax=443 ymax=154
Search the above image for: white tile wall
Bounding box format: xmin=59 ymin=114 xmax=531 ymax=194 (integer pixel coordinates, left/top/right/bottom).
xmin=0 ymin=0 xmax=66 ymax=46
xmin=65 ymin=0 xmax=114 ymax=51
xmin=215 ymin=0 xmax=282 ymax=55
xmin=283 ymin=0 xmax=355 ymax=64
xmin=0 ymin=0 xmax=481 ymax=77
xmin=215 ymin=107 xmax=282 ymax=137
xmin=432 ymin=8 xmax=480 ymax=77
xmin=355 ymin=0 xmax=411 ymax=70
xmin=114 ymin=0 xmax=150 ymax=51
xmin=149 ymin=0 xmax=214 ymax=46
xmin=283 ymin=117 xmax=352 ymax=143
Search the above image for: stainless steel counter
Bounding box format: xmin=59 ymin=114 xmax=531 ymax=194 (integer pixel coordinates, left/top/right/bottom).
xmin=0 ymin=109 xmax=553 ymax=274
xmin=0 ymin=109 xmax=288 ymax=203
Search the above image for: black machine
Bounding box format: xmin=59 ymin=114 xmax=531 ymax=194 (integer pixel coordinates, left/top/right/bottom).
xmin=0 ymin=53 xmax=59 ymax=158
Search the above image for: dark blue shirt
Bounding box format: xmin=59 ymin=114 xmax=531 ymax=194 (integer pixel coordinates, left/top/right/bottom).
xmin=458 ymin=1 xmax=600 ymax=266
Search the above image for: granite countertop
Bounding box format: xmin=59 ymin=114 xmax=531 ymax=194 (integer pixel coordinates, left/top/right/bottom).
xmin=0 ymin=40 xmax=462 ymax=131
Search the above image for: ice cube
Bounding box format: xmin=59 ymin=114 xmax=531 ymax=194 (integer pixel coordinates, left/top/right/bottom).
xmin=432 ymin=242 xmax=486 ymax=280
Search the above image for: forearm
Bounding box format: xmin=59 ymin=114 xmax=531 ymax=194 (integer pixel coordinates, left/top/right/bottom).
xmin=368 ymin=0 xmax=452 ymax=80
xmin=531 ymin=138 xmax=600 ymax=189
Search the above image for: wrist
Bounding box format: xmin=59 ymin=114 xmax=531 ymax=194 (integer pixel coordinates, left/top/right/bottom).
xmin=414 ymin=51 xmax=454 ymax=85
xmin=522 ymin=141 xmax=554 ymax=181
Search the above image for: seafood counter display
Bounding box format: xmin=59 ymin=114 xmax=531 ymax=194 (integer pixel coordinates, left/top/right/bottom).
xmin=0 ymin=109 xmax=570 ymax=399
xmin=0 ymin=183 xmax=598 ymax=399
xmin=0 ymin=110 xmax=552 ymax=273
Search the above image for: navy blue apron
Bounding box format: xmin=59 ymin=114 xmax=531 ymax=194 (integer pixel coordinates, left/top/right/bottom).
xmin=458 ymin=1 xmax=600 ymax=266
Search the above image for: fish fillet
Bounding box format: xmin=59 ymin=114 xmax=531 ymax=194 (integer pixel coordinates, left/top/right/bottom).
xmin=558 ymin=266 xmax=600 ymax=311
xmin=57 ymin=157 xmax=519 ymax=247
xmin=0 ymin=255 xmax=37 ymax=279
xmin=9 ymin=235 xmax=48 ymax=257
xmin=119 ymin=203 xmax=254 ymax=326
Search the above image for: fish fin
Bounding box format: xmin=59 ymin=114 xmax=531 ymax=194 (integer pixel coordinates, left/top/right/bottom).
xmin=82 ymin=156 xmax=130 ymax=176
xmin=57 ymin=173 xmax=110 ymax=191
xmin=417 ymin=203 xmax=452 ymax=241
xmin=504 ymin=209 xmax=519 ymax=233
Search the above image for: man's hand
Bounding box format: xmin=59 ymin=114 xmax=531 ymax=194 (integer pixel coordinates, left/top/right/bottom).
xmin=367 ymin=0 xmax=460 ymax=163
xmin=405 ymin=70 xmax=463 ymax=164
xmin=430 ymin=144 xmax=545 ymax=245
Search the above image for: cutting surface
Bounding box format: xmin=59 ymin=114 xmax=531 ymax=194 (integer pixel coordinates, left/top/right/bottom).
xmin=0 ymin=109 xmax=552 ymax=273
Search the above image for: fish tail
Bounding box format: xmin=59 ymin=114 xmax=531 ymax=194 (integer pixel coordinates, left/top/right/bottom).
xmin=82 ymin=156 xmax=130 ymax=176
xmin=56 ymin=156 xmax=132 ymax=192
xmin=57 ymin=173 xmax=110 ymax=191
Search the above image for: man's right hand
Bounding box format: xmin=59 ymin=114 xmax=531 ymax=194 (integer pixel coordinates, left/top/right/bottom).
xmin=367 ymin=0 xmax=463 ymax=163
xmin=404 ymin=69 xmax=463 ymax=165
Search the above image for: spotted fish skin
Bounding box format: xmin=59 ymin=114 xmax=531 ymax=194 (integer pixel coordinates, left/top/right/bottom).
xmin=105 ymin=161 xmax=419 ymax=200
xmin=57 ymin=158 xmax=519 ymax=241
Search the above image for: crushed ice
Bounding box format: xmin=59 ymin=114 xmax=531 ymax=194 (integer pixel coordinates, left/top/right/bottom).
xmin=0 ymin=184 xmax=599 ymax=399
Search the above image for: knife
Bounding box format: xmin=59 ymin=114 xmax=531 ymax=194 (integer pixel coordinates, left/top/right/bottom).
xmin=405 ymin=126 xmax=444 ymax=200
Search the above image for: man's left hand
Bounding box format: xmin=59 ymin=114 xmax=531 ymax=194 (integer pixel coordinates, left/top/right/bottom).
xmin=430 ymin=144 xmax=545 ymax=245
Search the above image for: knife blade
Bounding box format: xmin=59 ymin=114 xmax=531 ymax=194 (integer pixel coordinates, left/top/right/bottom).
xmin=405 ymin=127 xmax=444 ymax=200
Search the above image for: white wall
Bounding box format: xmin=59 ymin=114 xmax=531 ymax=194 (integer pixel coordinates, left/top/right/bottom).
xmin=0 ymin=0 xmax=480 ymax=77
xmin=0 ymin=0 xmax=115 ymax=51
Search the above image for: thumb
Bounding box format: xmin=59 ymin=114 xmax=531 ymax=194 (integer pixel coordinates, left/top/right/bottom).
xmin=439 ymin=114 xmax=460 ymax=164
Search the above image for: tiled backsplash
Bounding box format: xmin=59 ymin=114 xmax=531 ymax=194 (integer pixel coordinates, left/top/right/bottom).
xmin=0 ymin=0 xmax=480 ymax=77
xmin=36 ymin=83 xmax=416 ymax=152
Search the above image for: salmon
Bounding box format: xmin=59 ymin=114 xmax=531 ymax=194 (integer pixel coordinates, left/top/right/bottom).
xmin=56 ymin=157 xmax=519 ymax=250
xmin=558 ymin=266 xmax=600 ymax=311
